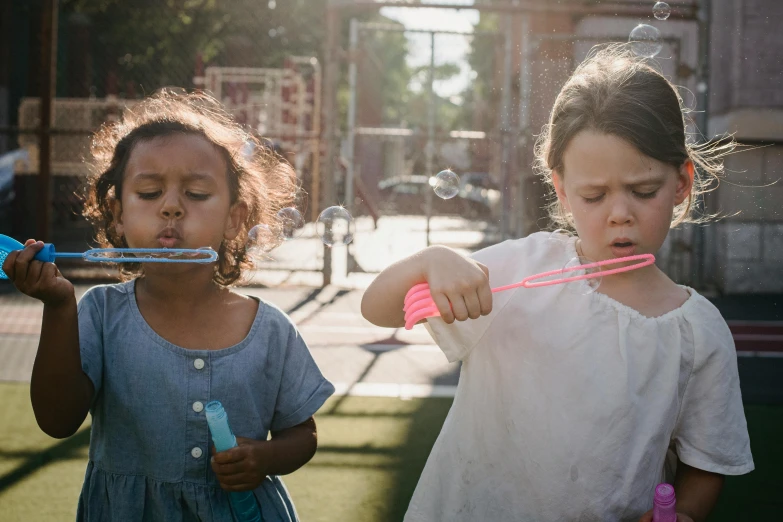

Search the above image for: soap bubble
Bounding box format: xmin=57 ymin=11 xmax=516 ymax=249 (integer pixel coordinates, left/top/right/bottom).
xmin=562 ymin=256 xmax=602 ymax=295
xmin=246 ymin=224 xmax=275 ymax=257
xmin=317 ymin=206 xmax=354 ymax=247
xmin=430 ymin=169 xmax=460 ymax=199
xmin=276 ymin=207 xmax=305 ymax=240
xmin=629 ymin=24 xmax=662 ymax=58
xmin=653 ymin=2 xmax=671 ymax=20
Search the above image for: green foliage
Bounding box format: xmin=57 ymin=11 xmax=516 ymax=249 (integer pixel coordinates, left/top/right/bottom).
xmin=60 ymin=0 xmax=329 ymax=95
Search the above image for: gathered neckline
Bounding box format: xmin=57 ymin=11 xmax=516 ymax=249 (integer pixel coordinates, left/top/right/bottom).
xmin=563 ymin=234 xmax=698 ymax=322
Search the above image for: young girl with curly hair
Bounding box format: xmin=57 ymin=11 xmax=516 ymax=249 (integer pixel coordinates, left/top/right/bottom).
xmin=3 ymin=89 xmax=333 ymax=521
xmin=362 ymin=45 xmax=753 ymax=522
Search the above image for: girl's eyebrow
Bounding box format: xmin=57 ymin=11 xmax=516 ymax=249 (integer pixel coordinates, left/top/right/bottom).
xmin=578 ymin=174 xmax=668 ymax=189
xmin=130 ymin=172 xmax=216 ymax=183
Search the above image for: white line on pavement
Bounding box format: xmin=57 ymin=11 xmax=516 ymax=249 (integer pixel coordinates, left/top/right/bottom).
xmin=332 ymin=382 xmax=457 ymax=398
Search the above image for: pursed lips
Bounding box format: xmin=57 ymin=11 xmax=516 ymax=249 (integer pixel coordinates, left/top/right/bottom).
xmin=157 ymin=227 xmax=182 ymax=248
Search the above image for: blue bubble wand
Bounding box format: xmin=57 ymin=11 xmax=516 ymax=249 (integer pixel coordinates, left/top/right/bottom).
xmin=0 ymin=234 xmax=217 ymax=279
xmin=205 ymin=401 xmax=262 ymax=522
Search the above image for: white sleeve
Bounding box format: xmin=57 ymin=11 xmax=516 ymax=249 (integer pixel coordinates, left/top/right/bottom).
xmin=424 ymin=235 xmax=543 ymax=362
xmin=672 ymin=306 xmax=754 ymax=475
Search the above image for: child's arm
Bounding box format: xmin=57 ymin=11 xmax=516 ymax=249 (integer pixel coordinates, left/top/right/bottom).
xmin=2 ymin=240 xmax=94 ymax=438
xmin=637 ymin=461 xmax=724 ymax=522
xmin=361 ymin=245 xmax=492 ymax=328
xmin=672 ymin=460 xmax=724 ymax=522
xmin=210 ymin=417 xmax=318 ymax=491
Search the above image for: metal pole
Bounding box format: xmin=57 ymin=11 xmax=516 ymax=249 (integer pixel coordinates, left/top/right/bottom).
xmin=38 ymin=0 xmax=58 ymax=242
xmin=517 ymin=14 xmax=532 ymax=238
xmin=694 ymin=0 xmax=712 ymax=290
xmin=309 ymin=59 xmax=322 ymax=223
xmin=345 ymin=18 xmax=358 ymax=215
xmin=320 ymin=3 xmax=340 ymax=286
xmin=499 ymin=17 xmax=513 ymax=240
xmin=424 ymin=31 xmax=436 ymax=247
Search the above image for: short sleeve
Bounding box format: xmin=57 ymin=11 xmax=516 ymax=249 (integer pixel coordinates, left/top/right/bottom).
xmin=77 ymin=289 xmax=104 ymax=402
xmin=424 ymin=235 xmax=546 ymax=362
xmin=672 ymin=308 xmax=754 ymax=475
xmin=270 ymin=326 xmax=335 ymax=432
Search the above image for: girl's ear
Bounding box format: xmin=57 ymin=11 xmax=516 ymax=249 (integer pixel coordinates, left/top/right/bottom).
xmin=224 ymin=200 xmax=249 ymax=241
xmin=110 ymin=199 xmax=124 ymax=237
xmin=674 ymin=160 xmax=694 ymax=205
xmin=552 ymin=170 xmax=571 ymax=212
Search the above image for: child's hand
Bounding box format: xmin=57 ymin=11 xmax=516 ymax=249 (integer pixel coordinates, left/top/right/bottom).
xmin=210 ymin=436 xmax=269 ymax=492
xmin=423 ymin=245 xmax=492 ymax=324
xmin=638 ymin=509 xmax=695 ymax=522
xmin=2 ymin=240 xmax=74 ymax=306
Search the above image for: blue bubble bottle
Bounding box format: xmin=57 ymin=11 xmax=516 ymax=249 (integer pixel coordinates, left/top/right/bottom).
xmin=205 ymin=401 xmax=262 ymax=522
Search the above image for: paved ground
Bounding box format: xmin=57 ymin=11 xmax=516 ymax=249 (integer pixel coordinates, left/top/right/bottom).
xmin=1 ymin=215 xmax=781 ymax=401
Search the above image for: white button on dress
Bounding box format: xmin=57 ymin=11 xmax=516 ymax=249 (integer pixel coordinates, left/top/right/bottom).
xmin=193 ymin=358 xmax=205 ymax=370
xmin=192 ymin=401 xmax=204 ymax=413
xmin=191 ymin=447 xmax=203 ymax=459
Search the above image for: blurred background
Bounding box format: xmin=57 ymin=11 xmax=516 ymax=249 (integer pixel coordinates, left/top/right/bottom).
xmin=0 ymin=1 xmax=781 ymax=520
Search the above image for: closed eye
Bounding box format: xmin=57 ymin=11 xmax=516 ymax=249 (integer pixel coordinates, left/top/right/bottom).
xmin=634 ymin=190 xmax=659 ymax=199
xmin=187 ymin=192 xmax=210 ymax=201
xmin=138 ymin=191 xmax=161 ymax=200
xmin=582 ymin=194 xmax=604 ymax=204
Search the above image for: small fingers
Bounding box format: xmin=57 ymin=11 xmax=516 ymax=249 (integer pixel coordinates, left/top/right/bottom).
xmin=13 ymin=241 xmax=44 ymax=283
xmin=463 ymin=291 xmax=482 ymax=320
xmin=431 ymin=292 xmax=454 ymax=323
xmin=211 ymin=458 xmax=245 ymax=477
xmin=478 ymin=284 xmax=493 ymax=316
xmin=212 ymin=448 xmax=244 ymax=465
xmin=446 ymin=292 xmax=469 ymax=322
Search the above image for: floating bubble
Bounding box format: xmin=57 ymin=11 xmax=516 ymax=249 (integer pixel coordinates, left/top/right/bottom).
xmin=629 ymin=24 xmax=662 ymax=58
xmin=562 ymin=256 xmax=602 ymax=295
xmin=276 ymin=207 xmax=305 ymax=240
xmin=317 ymin=206 xmax=354 ymax=247
xmin=246 ymin=224 xmax=275 ymax=256
xmin=653 ymin=2 xmax=671 ymax=20
xmin=431 ymin=169 xmax=460 ymax=199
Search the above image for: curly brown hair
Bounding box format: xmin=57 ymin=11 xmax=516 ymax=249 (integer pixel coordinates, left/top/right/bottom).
xmin=535 ymin=44 xmax=737 ymax=230
xmin=82 ymin=89 xmax=299 ymax=286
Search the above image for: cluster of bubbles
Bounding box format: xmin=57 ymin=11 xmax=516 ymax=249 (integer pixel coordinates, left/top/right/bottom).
xmin=628 ymin=2 xmax=670 ymax=59
xmin=245 ymin=205 xmax=355 ymax=259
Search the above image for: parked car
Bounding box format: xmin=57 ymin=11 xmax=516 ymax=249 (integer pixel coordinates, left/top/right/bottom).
xmin=458 ymin=172 xmax=501 ymax=219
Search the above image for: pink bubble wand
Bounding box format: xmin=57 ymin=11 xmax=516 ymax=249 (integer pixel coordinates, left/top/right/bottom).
xmin=402 ymin=253 xmax=655 ymax=330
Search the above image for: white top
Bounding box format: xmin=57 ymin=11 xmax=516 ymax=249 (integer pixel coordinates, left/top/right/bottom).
xmin=405 ymin=232 xmax=754 ymax=522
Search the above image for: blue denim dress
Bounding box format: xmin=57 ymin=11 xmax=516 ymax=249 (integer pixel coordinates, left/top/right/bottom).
xmin=75 ymin=280 xmax=335 ymax=521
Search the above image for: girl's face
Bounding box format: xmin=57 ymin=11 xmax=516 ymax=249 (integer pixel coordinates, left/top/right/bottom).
xmin=553 ymin=130 xmax=692 ymax=263
xmin=113 ymin=133 xmax=246 ymax=255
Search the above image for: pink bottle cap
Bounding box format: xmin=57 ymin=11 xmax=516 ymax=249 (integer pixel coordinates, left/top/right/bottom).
xmin=654 ymin=483 xmax=676 ymax=506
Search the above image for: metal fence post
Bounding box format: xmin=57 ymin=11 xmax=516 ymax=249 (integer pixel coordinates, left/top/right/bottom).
xmin=37 ymin=0 xmax=58 ymax=242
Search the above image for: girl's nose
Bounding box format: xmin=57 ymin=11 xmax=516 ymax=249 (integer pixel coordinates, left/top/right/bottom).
xmin=608 ymin=198 xmax=633 ymax=225
xmin=160 ymin=198 xmax=184 ymax=219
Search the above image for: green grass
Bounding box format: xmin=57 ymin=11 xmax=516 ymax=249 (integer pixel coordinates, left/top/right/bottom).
xmin=0 ymin=382 xmax=781 ymax=521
